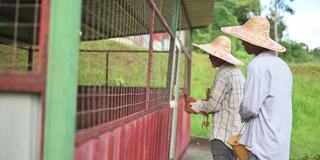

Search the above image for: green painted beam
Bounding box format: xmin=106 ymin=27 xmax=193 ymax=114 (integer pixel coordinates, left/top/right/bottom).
xmin=43 ymin=0 xmax=82 ymax=160
xmin=169 ymin=0 xmax=181 ymax=159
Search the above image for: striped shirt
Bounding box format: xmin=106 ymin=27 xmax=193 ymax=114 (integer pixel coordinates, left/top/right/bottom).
xmin=191 ymin=63 xmax=245 ymax=148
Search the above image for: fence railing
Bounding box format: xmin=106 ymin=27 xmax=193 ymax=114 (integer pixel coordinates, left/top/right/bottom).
xmin=75 ymin=0 xmax=192 ymax=143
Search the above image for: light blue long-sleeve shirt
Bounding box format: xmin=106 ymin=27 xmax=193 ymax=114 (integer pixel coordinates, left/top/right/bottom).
xmin=239 ymin=51 xmax=293 ymax=160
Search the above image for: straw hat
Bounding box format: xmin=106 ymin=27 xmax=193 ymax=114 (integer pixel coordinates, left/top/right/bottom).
xmin=193 ymin=36 xmax=244 ymax=65
xmin=221 ymin=16 xmax=286 ymax=52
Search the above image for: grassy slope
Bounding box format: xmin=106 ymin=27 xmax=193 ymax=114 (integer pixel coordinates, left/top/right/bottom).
xmin=190 ymin=53 xmax=320 ymax=159
xmin=0 ymin=44 xmax=38 ymax=71
xmin=289 ymin=64 xmax=320 ymax=159
xmin=79 ymin=39 xmax=176 ymax=87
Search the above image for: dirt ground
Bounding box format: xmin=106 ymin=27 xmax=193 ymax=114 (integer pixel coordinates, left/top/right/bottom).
xmin=180 ymin=137 xmax=213 ymax=160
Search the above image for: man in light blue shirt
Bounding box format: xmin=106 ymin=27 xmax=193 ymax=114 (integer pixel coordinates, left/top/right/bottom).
xmin=222 ymin=16 xmax=293 ymax=160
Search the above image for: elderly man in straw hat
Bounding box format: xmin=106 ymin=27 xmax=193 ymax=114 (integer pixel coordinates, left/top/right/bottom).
xmin=222 ymin=16 xmax=293 ymax=160
xmin=185 ymin=35 xmax=245 ymax=160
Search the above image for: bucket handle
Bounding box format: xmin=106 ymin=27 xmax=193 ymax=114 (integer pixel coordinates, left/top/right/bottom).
xmin=236 ymin=123 xmax=246 ymax=142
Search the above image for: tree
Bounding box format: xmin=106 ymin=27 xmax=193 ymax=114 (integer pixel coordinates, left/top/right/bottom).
xmin=267 ymin=15 xmax=287 ymax=40
xmin=311 ymin=48 xmax=320 ymax=60
xmin=267 ymin=0 xmax=295 ymax=41
xmin=280 ymin=40 xmax=315 ymax=63
xmin=193 ymin=0 xmax=261 ymax=58
xmin=234 ymin=0 xmax=261 ymax=24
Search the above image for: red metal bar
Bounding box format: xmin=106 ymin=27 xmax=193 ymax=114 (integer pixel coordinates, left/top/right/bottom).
xmin=146 ymin=0 xmax=174 ymax=38
xmin=76 ymin=103 xmax=163 ymax=145
xmin=145 ymin=114 xmax=152 ymax=160
xmin=145 ymin=8 xmax=155 ymax=109
xmin=119 ymin=127 xmax=125 ymax=160
xmin=154 ymin=111 xmax=160 ymax=159
xmin=150 ymin=113 xmax=155 ymax=159
xmin=126 ymin=122 xmax=134 ymax=160
xmin=92 ymin=139 xmax=101 ymax=160
xmin=0 ymin=72 xmax=45 ymax=92
xmin=113 ymin=128 xmax=121 ymax=160
xmin=106 ymin=133 xmax=114 ymax=160
xmin=74 ymin=106 xmax=187 ymax=160
xmin=137 ymin=118 xmax=144 ymax=160
xmin=110 ymin=86 xmax=113 ymax=122
xmin=39 ymin=0 xmax=50 ymax=159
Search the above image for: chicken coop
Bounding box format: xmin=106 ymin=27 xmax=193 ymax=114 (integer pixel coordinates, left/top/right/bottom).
xmin=0 ymin=0 xmax=212 ymax=160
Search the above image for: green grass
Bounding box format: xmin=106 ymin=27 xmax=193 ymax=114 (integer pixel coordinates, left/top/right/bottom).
xmin=289 ymin=63 xmax=320 ymax=159
xmin=78 ymin=39 xmax=186 ymax=88
xmin=0 ymin=44 xmax=39 ymax=71
xmin=190 ymin=53 xmax=320 ymax=159
xmin=72 ymin=39 xmax=176 ymax=87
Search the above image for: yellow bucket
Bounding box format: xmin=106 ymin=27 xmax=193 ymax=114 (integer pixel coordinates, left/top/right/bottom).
xmin=228 ymin=134 xmax=248 ymax=160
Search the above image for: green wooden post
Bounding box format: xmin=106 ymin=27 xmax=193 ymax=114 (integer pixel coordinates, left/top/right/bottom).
xmin=169 ymin=0 xmax=181 ymax=159
xmin=43 ymin=0 xmax=82 ymax=160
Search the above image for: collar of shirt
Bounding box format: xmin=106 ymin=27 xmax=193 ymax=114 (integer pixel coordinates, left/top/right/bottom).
xmin=257 ymin=50 xmax=277 ymax=57
xmin=219 ymin=63 xmax=235 ymax=70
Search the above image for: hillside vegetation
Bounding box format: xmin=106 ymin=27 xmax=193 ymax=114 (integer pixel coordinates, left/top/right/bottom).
xmin=190 ymin=52 xmax=320 ymax=159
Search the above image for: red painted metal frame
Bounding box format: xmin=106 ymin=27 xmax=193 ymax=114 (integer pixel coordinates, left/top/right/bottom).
xmin=146 ymin=0 xmax=192 ymax=60
xmin=38 ymin=0 xmax=50 ymax=159
xmin=145 ymin=8 xmax=155 ymax=109
xmin=0 ymin=0 xmax=49 ymax=93
xmin=0 ymin=72 xmax=45 ymax=92
xmin=146 ymin=0 xmax=174 ymax=38
xmin=74 ymin=0 xmax=192 ymax=159
xmin=75 ymin=102 xmax=168 ymax=145
xmin=74 ymin=107 xmax=167 ymax=160
xmin=0 ymin=0 xmax=51 ymax=159
xmin=74 ymin=98 xmax=189 ymax=160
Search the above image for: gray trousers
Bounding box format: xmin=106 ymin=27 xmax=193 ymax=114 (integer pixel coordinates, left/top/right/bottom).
xmin=210 ymin=139 xmax=236 ymax=160
xmin=248 ymin=151 xmax=259 ymax=160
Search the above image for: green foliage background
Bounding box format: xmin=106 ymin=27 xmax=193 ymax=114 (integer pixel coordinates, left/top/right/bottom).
xmin=190 ymin=0 xmax=320 ymax=159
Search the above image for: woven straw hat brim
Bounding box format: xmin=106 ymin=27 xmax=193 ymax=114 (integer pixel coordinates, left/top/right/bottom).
xmin=193 ymin=43 xmax=244 ymax=66
xmin=221 ymin=26 xmax=286 ymax=53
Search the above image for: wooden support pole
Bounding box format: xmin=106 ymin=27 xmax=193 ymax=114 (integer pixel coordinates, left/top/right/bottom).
xmin=43 ymin=0 xmax=82 ymax=160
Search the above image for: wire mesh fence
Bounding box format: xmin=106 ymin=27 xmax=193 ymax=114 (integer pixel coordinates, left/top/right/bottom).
xmin=75 ymin=0 xmax=190 ymax=131
xmin=0 ymin=0 xmax=40 ymax=72
xmin=0 ymin=0 xmax=192 ymax=133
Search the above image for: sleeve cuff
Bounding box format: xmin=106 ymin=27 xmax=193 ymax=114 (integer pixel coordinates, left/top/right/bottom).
xmin=191 ymin=100 xmax=204 ymax=113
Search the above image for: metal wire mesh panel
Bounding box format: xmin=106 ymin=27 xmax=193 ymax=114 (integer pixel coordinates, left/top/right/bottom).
xmin=81 ymin=0 xmax=151 ymax=40
xmin=168 ymin=4 xmax=192 ymax=92
xmin=154 ymin=0 xmax=175 ymax=29
xmin=76 ymin=0 xmax=174 ymax=131
xmin=149 ymin=17 xmax=171 ymax=109
xmin=0 ymin=0 xmax=41 ymax=72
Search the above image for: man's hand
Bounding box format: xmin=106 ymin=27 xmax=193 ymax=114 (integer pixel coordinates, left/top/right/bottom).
xmin=184 ymin=94 xmax=210 ymax=129
xmin=184 ymin=94 xmax=197 ymax=114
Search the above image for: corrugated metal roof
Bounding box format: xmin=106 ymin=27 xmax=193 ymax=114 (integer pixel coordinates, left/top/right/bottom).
xmin=184 ymin=0 xmax=213 ymax=28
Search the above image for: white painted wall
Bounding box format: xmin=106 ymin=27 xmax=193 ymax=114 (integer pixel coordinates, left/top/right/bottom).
xmin=0 ymin=93 xmax=41 ymax=160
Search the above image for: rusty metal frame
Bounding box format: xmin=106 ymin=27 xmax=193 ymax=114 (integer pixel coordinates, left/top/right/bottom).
xmin=0 ymin=1 xmax=50 ymax=160
xmin=146 ymin=0 xmax=192 ymax=60
xmin=75 ymin=0 xmax=177 ymax=142
xmin=74 ymin=0 xmax=192 ymax=145
xmin=0 ymin=1 xmax=49 ymax=93
xmin=146 ymin=0 xmax=175 ymax=38
xmin=145 ymin=8 xmax=155 ymax=109
xmin=75 ymin=103 xmax=168 ymax=145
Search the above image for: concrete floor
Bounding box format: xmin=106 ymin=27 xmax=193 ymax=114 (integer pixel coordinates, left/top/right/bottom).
xmin=180 ymin=137 xmax=213 ymax=160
